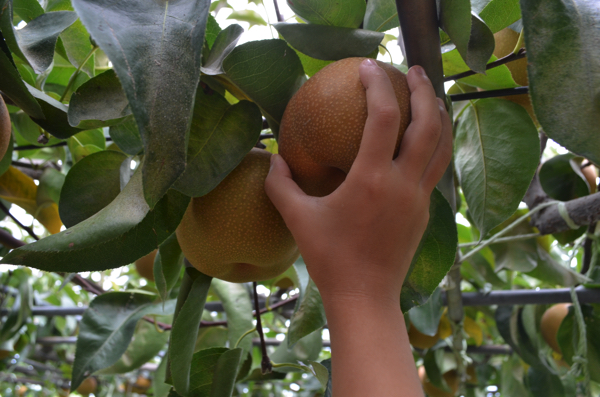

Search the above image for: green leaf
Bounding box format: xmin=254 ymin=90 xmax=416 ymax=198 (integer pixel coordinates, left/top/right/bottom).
xmin=273 ymin=23 xmax=384 ymax=61
xmin=14 ymin=11 xmax=78 ymax=73
xmin=154 ymin=355 xmax=172 ymax=397
xmin=500 ymin=354 xmax=530 ymax=396
xmin=527 ymin=367 xmax=567 ymax=397
xmin=0 ymin=268 xmax=31 ymax=341
xmin=67 ymin=69 xmax=131 ymax=129
xmin=194 ymin=326 xmax=228 ymax=352
xmin=521 ymin=0 xmax=600 ymax=165
xmin=109 ymin=115 xmax=143 ymax=155
xmin=98 ymin=312 xmax=172 ymax=374
xmin=0 ymin=43 xmax=44 ymax=119
xmin=454 ymin=99 xmax=539 ymax=238
xmin=169 ymin=268 xmax=213 ymax=396
xmin=222 ymin=39 xmax=306 ymax=136
xmin=407 ymin=287 xmax=444 ymax=336
xmin=489 ymin=210 xmax=539 ymax=272
xmin=539 ymin=154 xmax=590 ymax=201
xmin=271 ymin=329 xmax=323 ymax=373
xmin=211 ymin=279 xmax=255 ymax=358
xmin=478 ymin=0 xmax=521 ymax=33
xmin=440 ymin=0 xmax=495 ymax=74
xmin=320 ymin=358 xmax=332 ymax=397
xmin=400 ymin=189 xmax=457 ymax=312
xmin=209 ymin=348 xmax=243 ymax=397
xmin=202 ymin=24 xmax=243 ymax=75
xmin=226 ymin=10 xmax=266 ymax=28
xmin=71 ymin=292 xmax=174 ymax=391
xmin=72 ymin=0 xmax=210 ymax=208
xmin=1 ymin=168 xmax=190 ymax=272
xmin=288 ymin=279 xmax=326 ymax=347
xmin=286 ymin=0 xmax=366 ymax=28
xmin=295 ymin=49 xmax=333 ymax=77
xmin=37 ymin=168 xmax=65 ymax=207
xmin=205 ymin=14 xmax=221 ymax=49
xmin=309 ymin=360 xmax=329 ymax=390
xmin=185 ymin=347 xmax=240 ymax=397
xmin=0 ymin=0 xmax=28 ymax=66
xmin=173 ymin=86 xmax=262 ymax=197
xmin=12 ymin=0 xmax=44 ymax=22
xmin=558 ymin=304 xmax=600 ymax=383
xmin=442 ymin=49 xmax=517 ymax=90
xmin=155 ymin=233 xmax=184 ymax=303
xmin=363 ymin=0 xmax=399 ymax=32
xmin=46 ymin=0 xmax=96 ymax=77
xmin=58 ymin=150 xmax=127 ymax=228
xmin=26 ymin=83 xmax=83 ymax=138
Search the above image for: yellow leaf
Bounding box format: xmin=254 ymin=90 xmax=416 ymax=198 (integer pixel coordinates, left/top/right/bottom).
xmin=464 ymin=316 xmax=483 ymax=346
xmin=0 ymin=167 xmax=62 ymax=234
xmin=438 ymin=314 xmax=453 ymax=339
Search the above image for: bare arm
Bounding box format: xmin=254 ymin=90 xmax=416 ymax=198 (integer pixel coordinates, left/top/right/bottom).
xmin=265 ymin=59 xmax=453 ymax=396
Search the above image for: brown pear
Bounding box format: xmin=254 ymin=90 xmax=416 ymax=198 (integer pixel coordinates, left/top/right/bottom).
xmin=135 ymin=250 xmax=157 ymax=281
xmin=176 ymin=148 xmax=299 ymax=283
xmin=0 ymin=96 xmax=11 ymax=160
xmin=278 ymin=57 xmax=411 ymax=197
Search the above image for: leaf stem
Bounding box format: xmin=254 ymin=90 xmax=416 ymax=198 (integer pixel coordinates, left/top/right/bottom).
xmin=60 ymin=45 xmax=98 ymax=102
xmin=234 ymin=327 xmax=256 ymax=349
xmin=459 ymin=201 xmax=559 ymax=263
xmin=512 ymin=28 xmax=526 ymax=55
xmin=458 ymin=232 xmax=541 ymax=248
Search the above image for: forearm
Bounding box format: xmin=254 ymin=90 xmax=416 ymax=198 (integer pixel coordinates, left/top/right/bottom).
xmin=322 ymin=294 xmax=424 ymax=397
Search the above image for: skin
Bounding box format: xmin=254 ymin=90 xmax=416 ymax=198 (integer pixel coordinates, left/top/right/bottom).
xmin=265 ymin=59 xmax=453 ymax=396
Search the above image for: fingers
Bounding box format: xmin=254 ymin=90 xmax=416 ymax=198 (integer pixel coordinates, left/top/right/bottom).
xmin=395 ymin=66 xmax=443 ymax=183
xmin=352 ymin=59 xmax=401 ymax=173
xmin=265 ymin=154 xmax=309 ymax=224
xmin=421 ymin=99 xmax=453 ymax=192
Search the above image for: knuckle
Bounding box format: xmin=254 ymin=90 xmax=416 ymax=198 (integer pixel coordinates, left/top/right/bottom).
xmin=372 ymin=105 xmax=400 ymax=126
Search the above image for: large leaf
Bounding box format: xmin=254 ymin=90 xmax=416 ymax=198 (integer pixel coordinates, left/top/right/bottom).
xmin=67 ymin=69 xmax=132 ymax=129
xmin=185 ymin=347 xmax=242 ymax=397
xmin=454 ymin=98 xmax=539 ymax=238
xmin=1 ymin=168 xmax=190 ymax=272
xmin=211 ymin=280 xmax=255 ymax=358
xmin=478 ymin=0 xmax=522 ymax=33
xmin=363 ymin=0 xmax=399 ymax=32
xmin=98 ymin=313 xmax=172 ymax=374
xmin=201 ymin=24 xmax=243 ymax=76
xmin=154 ymin=233 xmax=184 ymax=303
xmin=169 ymin=268 xmax=212 ymax=396
xmin=521 ymin=0 xmax=600 ymax=165
xmin=173 ymin=86 xmax=262 ymax=197
xmin=273 ymin=23 xmax=384 ymax=61
xmin=26 ymin=83 xmax=83 ymax=138
xmin=400 ymin=189 xmax=457 ymax=312
xmin=209 ymin=348 xmax=243 ymax=397
xmin=58 ymin=150 xmax=128 ymax=228
xmin=71 ymin=292 xmax=175 ymax=391
xmin=539 ymin=154 xmax=590 ymax=201
xmin=442 ymin=49 xmax=517 ymax=90
xmin=287 ymin=279 xmax=326 ymax=347
xmin=109 ymin=115 xmax=143 ymax=155
xmin=286 ymin=0 xmax=366 ymax=28
xmin=222 ymin=39 xmax=305 ymax=136
xmin=271 ymin=329 xmax=323 ymax=372
xmin=72 ymin=0 xmax=210 ymax=207
xmin=12 ymin=0 xmax=44 ymax=22
xmin=0 ymin=166 xmax=63 ymax=233
xmin=14 ymin=11 xmax=78 ymax=73
xmin=46 ymin=0 xmax=96 ymax=77
xmin=439 ymin=0 xmax=495 ymax=74
xmin=0 ymin=41 xmax=44 ymax=119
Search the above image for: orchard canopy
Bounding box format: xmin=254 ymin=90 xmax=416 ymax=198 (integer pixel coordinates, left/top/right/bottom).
xmin=0 ymin=0 xmax=600 ymax=396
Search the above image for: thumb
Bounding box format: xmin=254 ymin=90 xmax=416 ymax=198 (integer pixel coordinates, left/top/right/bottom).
xmin=264 ymin=153 xmax=308 ymax=221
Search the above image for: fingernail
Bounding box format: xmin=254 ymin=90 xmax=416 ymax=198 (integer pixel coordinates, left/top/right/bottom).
xmin=362 ymin=58 xmax=378 ymax=68
xmin=410 ymin=65 xmax=428 ymax=79
xmin=437 ymin=98 xmax=446 ymax=111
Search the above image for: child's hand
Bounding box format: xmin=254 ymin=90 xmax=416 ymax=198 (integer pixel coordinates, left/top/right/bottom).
xmin=265 ymin=59 xmax=452 ymax=306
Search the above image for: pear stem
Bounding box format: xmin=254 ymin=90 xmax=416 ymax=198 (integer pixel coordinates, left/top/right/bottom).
xmin=253 ymin=281 xmax=272 ymax=374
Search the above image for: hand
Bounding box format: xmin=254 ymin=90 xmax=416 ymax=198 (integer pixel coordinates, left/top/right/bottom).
xmin=265 ymin=59 xmax=452 ymax=306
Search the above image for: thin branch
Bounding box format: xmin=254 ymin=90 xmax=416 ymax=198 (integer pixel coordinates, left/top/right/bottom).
xmin=273 ymin=0 xmax=283 ymax=22
xmin=450 ymin=86 xmax=529 ymax=102
xmin=444 ymin=49 xmax=527 ymax=82
xmin=254 ymin=281 xmax=272 ymax=374
xmin=0 ymin=201 xmax=39 ymax=240
xmin=14 ymin=137 xmax=113 ymax=151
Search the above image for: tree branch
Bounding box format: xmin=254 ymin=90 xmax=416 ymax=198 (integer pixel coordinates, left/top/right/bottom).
xmin=444 ymin=49 xmax=527 ymax=82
